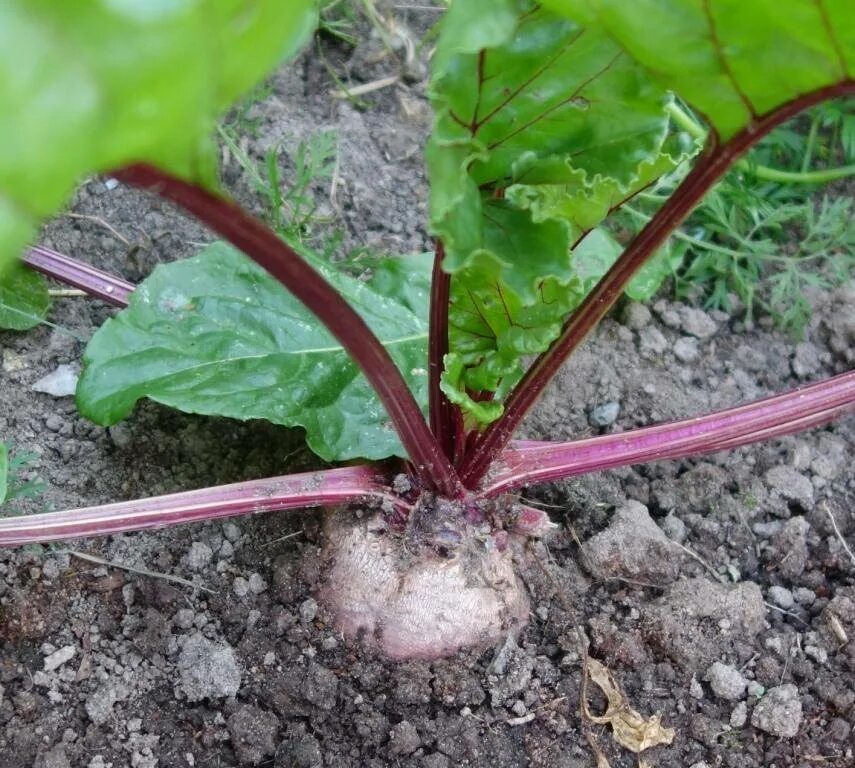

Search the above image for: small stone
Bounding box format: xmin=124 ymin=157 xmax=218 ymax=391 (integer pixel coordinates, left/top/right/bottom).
xmin=679 ymin=307 xmax=717 ymax=339
xmin=248 ymin=573 xmax=268 ymax=594
xmin=793 ymin=587 xmax=816 ymax=605
xmin=582 ymin=500 xmax=680 ymax=582
xmin=174 ymin=609 xmax=195 ymax=629
xmin=621 ymin=301 xmax=652 ymax=330
xmin=228 ymin=705 xmax=279 ymax=766
xmin=730 ymin=701 xmax=748 ymax=728
xmin=299 ymin=598 xmax=318 ymax=624
xmin=767 ymin=586 xmax=794 ymax=610
xmin=388 ymin=720 xmax=421 ymax=757
xmin=673 ymin=336 xmax=700 ymax=362
xmin=219 ymin=540 xmax=234 ymax=559
xmin=45 ymin=414 xmax=64 ymax=432
xmin=178 ymin=635 xmax=241 ymax=702
xmin=43 ymin=645 xmax=76 ymax=672
xmin=263 ymin=652 xmax=276 ymax=667
xmin=186 ymin=542 xmax=213 ymax=571
xmin=765 ymin=466 xmax=814 ymax=511
xmin=31 ymin=365 xmax=79 ymax=397
xmin=658 ymin=513 xmax=687 ymax=543
xmin=274 ymin=727 xmax=323 ymax=768
xmin=751 ymin=683 xmax=802 ymax=738
xmin=704 ymin=662 xmax=748 ymax=701
xmin=223 ymin=523 xmax=241 ymax=542
xmin=804 ymin=645 xmax=827 ymax=664
xmin=689 ymin=676 xmax=704 ymax=700
xmin=639 ymin=326 xmax=668 ymax=355
xmin=233 ymin=577 xmax=250 ymax=597
xmin=85 ymin=684 xmax=119 ymax=725
xmin=511 ymin=699 xmax=527 ymax=716
xmin=108 ymin=424 xmax=133 ymax=449
xmin=33 ymin=746 xmax=71 ymax=768
xmin=791 ymin=342 xmax=821 ymax=378
xmin=747 ymin=681 xmax=765 ymax=698
xmin=300 ymin=662 xmax=338 ymax=710
xmin=589 ymin=401 xmax=620 ymax=427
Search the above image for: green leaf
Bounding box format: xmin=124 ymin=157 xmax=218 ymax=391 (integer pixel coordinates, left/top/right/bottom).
xmin=540 ymin=0 xmax=854 ymax=140
xmin=0 ymin=263 xmax=51 ymax=330
xmin=428 ymin=0 xmax=679 ymax=426
xmin=0 ymin=442 xmax=7 ymax=505
xmin=572 ymin=227 xmax=684 ymax=301
xmin=0 ymin=0 xmax=317 ymax=276
xmin=77 ymin=243 xmax=430 ymax=462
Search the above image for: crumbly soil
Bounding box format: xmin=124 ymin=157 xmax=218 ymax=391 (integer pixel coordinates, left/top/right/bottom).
xmin=1 ymin=9 xmax=853 ymax=768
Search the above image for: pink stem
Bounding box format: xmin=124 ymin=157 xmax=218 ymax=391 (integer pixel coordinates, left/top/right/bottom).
xmin=458 ymin=79 xmax=855 ymax=490
xmin=481 ymin=370 xmax=855 ymax=497
xmin=112 ymin=164 xmax=464 ymax=499
xmin=0 ymin=465 xmax=405 ymax=547
xmin=23 ymin=246 xmax=133 ymax=307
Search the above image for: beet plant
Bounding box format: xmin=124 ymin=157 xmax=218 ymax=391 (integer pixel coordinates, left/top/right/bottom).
xmin=1 ymin=0 xmax=853 ymax=659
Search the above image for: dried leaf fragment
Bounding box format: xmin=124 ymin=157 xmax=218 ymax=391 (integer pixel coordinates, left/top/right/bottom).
xmin=584 ymin=657 xmax=675 ymax=755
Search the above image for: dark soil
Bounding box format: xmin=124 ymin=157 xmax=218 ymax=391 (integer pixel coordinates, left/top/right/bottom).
xmin=1 ymin=8 xmax=853 ymax=768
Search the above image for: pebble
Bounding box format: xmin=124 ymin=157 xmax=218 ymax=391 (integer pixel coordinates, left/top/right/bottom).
xmin=589 ymin=401 xmax=620 ymax=427
xmin=751 ymin=683 xmax=802 ymax=738
xmin=186 ymin=542 xmax=213 ymax=571
xmin=730 ymin=701 xmax=748 ymax=728
xmin=791 ymin=342 xmax=821 ymax=378
xmin=174 ymin=609 xmax=195 ymax=630
xmin=178 ymin=635 xmax=241 ymax=702
xmin=227 ymin=705 xmax=280 ymax=766
xmin=621 ymin=301 xmax=652 ymax=329
xmin=704 ymin=662 xmax=747 ymax=701
xmin=233 ymin=577 xmax=250 ymax=597
xmin=658 ymin=512 xmax=687 ymax=543
xmin=673 ymin=336 xmax=700 ymax=362
xmin=639 ymin=326 xmax=668 ymax=355
xmin=45 ymin=414 xmax=64 ymax=432
xmin=793 ymin=587 xmax=816 ymax=605
xmin=43 ymin=645 xmax=76 ymax=672
xmin=805 ymin=645 xmax=828 ymax=664
xmin=299 ymin=598 xmax=318 ymax=624
xmin=388 ymin=720 xmax=421 ymax=757
xmin=689 ymin=676 xmax=704 ymax=700
xmin=248 ymin=573 xmax=268 ymax=594
xmin=679 ymin=307 xmax=718 ymax=338
xmin=31 ymin=365 xmax=79 ymax=397
xmin=223 ymin=523 xmax=241 ymax=542
xmin=85 ymin=683 xmax=120 ymax=725
xmin=581 ymin=500 xmax=680 ymax=582
xmin=747 ymin=681 xmax=765 ymax=698
xmin=767 ymin=586 xmax=795 ymax=610
xmin=765 ymin=465 xmax=814 ymax=511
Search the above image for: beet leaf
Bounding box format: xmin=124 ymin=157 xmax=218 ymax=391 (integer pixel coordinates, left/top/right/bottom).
xmin=0 ymin=0 xmax=317 ymax=275
xmin=77 ymin=243 xmax=433 ymax=462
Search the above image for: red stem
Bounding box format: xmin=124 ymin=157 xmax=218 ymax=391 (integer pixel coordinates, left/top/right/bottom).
xmin=0 ymin=465 xmax=405 ymax=547
xmin=23 ymin=246 xmax=133 ymax=307
xmin=428 ymin=240 xmax=455 ymax=459
xmin=459 ymin=80 xmax=855 ymax=490
xmin=112 ymin=164 xmax=464 ymax=499
xmin=481 ymin=371 xmax=855 ymax=497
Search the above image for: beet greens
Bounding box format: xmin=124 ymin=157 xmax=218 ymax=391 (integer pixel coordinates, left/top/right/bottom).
xmin=1 ymin=0 xmax=853 ymax=585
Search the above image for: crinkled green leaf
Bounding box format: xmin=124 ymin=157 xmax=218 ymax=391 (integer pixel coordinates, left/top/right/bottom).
xmin=0 ymin=0 xmax=317 ymax=276
xmin=540 ymin=0 xmax=854 ymax=140
xmin=77 ymin=243 xmax=430 ymax=462
xmin=0 ymin=263 xmax=51 ymax=331
xmin=429 ymin=0 xmax=678 ymax=426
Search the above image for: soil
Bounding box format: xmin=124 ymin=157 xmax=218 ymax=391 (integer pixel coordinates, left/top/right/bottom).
xmin=1 ymin=8 xmax=853 ymax=768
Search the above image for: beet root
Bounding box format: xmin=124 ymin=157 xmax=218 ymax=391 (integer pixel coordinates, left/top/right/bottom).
xmin=318 ymin=509 xmax=530 ymax=660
